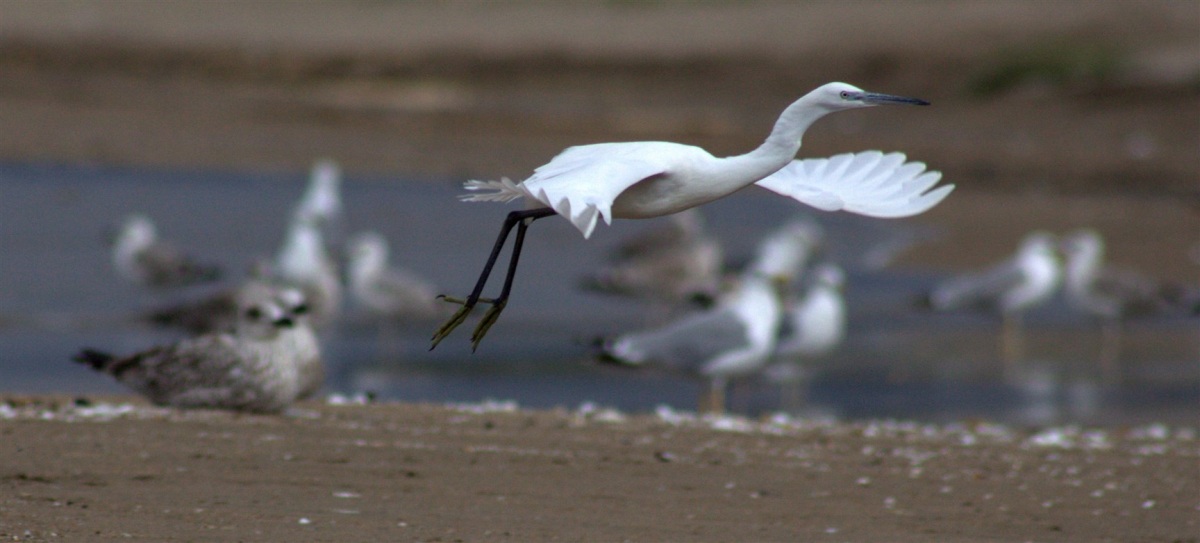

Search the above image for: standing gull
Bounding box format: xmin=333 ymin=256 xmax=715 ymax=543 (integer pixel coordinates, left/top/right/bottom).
xmin=599 ymin=271 xmax=785 ymax=414
xmin=346 ymin=231 xmax=442 ymax=321
xmin=73 ymin=283 xmax=323 ymax=414
xmin=1060 ymin=228 xmax=1179 ymax=384
xmin=111 ymin=213 xmax=221 ymax=288
xmin=765 ymin=263 xmax=847 ymax=411
xmin=292 ymin=158 xmax=344 ymax=239
xmin=925 ymin=231 xmax=1061 ymax=379
xmin=598 ymin=218 xmax=816 ymax=413
xmin=273 ymin=214 xmax=342 ymax=328
xmin=432 ymin=82 xmax=953 ymax=350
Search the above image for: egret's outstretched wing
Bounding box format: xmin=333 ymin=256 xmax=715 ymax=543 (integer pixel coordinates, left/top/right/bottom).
xmin=755 ymin=151 xmax=953 ymax=218
xmin=462 ymin=142 xmax=706 ymax=238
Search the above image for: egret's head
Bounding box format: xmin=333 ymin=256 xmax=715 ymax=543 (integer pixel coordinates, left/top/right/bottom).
xmin=814 ymin=82 xmax=930 ymax=111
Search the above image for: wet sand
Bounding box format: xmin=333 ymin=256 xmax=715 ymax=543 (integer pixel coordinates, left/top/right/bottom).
xmin=1 ymin=1 xmax=1198 ymax=541
xmin=3 ymin=397 xmax=1198 ymax=542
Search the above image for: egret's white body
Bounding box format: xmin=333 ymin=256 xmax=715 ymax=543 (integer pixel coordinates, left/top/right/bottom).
xmin=437 ymin=82 xmax=953 ymax=350
xmin=112 ymin=214 xmax=221 ymax=288
xmin=347 ymin=231 xmax=441 ymax=320
xmin=74 ymin=283 xmax=323 ymax=414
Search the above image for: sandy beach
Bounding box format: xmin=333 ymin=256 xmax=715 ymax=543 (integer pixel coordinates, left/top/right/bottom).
xmin=1 ymin=1 xmax=1198 ymax=541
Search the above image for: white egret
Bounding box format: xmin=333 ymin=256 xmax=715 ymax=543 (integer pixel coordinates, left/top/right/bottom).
xmin=112 ymin=213 xmax=221 ymax=288
xmin=1060 ymin=228 xmax=1179 ymax=384
xmin=74 ymin=283 xmax=323 ymax=414
xmin=432 ymin=82 xmax=953 ymax=350
xmin=925 ymin=231 xmax=1061 ymax=380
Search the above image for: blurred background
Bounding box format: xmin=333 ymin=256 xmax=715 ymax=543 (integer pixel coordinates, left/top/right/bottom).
xmin=0 ymin=0 xmax=1196 ymax=425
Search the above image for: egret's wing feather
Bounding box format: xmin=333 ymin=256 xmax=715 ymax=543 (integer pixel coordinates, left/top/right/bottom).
xmin=755 ymin=152 xmax=953 ymax=218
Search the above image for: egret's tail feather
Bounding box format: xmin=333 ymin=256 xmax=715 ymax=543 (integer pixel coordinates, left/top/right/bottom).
xmin=459 ymin=178 xmax=527 ymax=203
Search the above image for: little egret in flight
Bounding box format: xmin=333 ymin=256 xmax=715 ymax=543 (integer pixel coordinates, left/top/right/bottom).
xmin=431 ymin=82 xmax=954 ymax=351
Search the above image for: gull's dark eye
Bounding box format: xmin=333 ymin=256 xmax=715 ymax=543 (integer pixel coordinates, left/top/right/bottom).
xmin=244 ymin=307 xmax=264 ymax=321
xmin=291 ymin=304 xmax=309 ymax=315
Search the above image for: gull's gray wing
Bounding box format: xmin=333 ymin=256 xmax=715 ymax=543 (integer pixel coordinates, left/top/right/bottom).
xmin=610 ymin=305 xmax=751 ymax=374
xmin=929 ymin=260 xmax=1026 ymax=311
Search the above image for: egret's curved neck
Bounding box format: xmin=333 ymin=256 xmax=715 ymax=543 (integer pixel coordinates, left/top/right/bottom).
xmin=724 ymin=94 xmax=834 ymax=180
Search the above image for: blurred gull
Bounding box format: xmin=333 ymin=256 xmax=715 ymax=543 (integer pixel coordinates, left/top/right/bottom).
xmin=580 ymin=209 xmax=723 ymax=311
xmin=597 ymin=219 xmax=816 ymax=413
xmin=111 ymin=213 xmax=221 ymax=288
xmin=74 ymin=283 xmax=323 ymax=414
xmin=925 ymin=231 xmax=1061 ymax=379
xmin=746 ymin=216 xmax=824 ymax=279
xmin=599 ymin=271 xmax=784 ymax=414
xmin=293 ymin=159 xmax=344 ymax=232
xmin=764 ymin=263 xmax=847 ymax=411
xmin=1060 ymin=228 xmax=1180 ymax=384
xmin=346 ymin=231 xmax=441 ymax=321
xmin=273 ymin=214 xmax=342 ymax=328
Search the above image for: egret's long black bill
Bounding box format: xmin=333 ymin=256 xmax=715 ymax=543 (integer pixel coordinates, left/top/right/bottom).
xmin=863 ymin=92 xmax=930 ymax=106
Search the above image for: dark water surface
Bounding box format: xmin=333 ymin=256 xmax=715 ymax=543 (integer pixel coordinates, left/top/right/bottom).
xmin=1 ymin=162 xmax=1196 ymax=426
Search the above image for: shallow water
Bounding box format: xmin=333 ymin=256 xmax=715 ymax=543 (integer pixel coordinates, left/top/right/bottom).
xmin=1 ymin=161 xmax=1196 ymax=426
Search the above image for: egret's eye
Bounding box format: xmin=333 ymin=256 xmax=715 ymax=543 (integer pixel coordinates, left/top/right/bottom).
xmin=839 ymin=90 xmax=852 ymax=99
xmin=244 ymin=307 xmax=264 ymax=321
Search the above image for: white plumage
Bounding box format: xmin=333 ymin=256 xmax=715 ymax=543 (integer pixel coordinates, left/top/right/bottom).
xmin=436 ymin=82 xmax=953 ymax=350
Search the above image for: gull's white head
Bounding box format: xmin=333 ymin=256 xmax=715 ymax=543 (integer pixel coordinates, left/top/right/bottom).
xmin=274 ymin=286 xmax=311 ymax=326
xmin=234 ymin=288 xmax=291 ymax=339
xmin=812 ymin=263 xmax=845 ymax=290
xmin=116 ymin=214 xmax=158 ymax=250
xmin=295 ymin=158 xmax=342 ymax=224
xmin=1059 ymin=229 xmax=1102 ymax=258
xmin=346 ymin=231 xmax=390 ymax=279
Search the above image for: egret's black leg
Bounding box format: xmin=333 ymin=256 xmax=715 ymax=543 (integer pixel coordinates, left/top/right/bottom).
xmin=469 ymin=208 xmax=541 ymax=350
xmin=430 ymin=207 xmax=556 ymax=350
